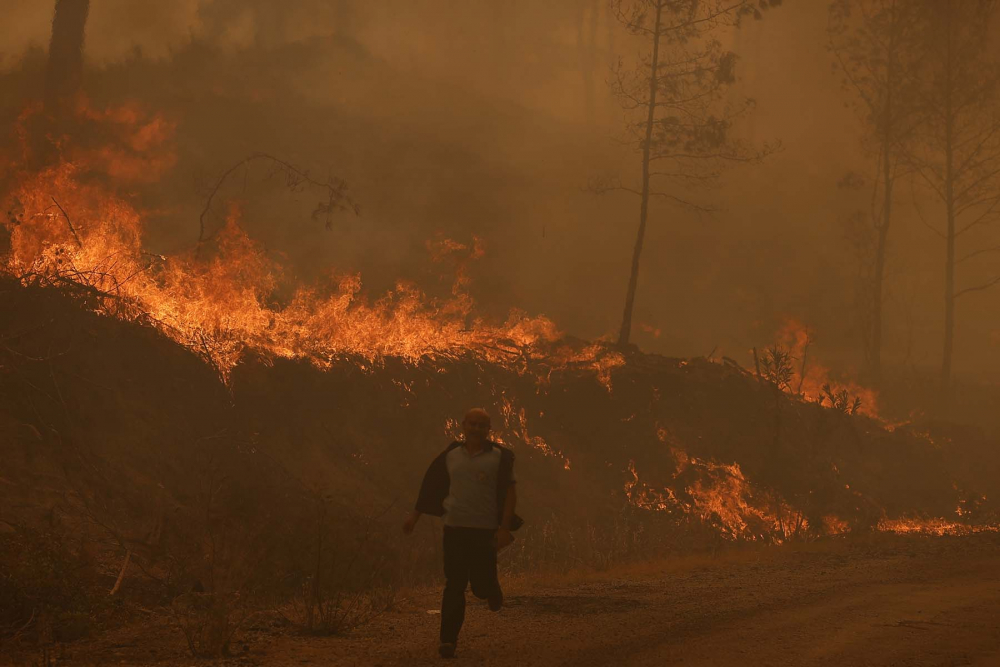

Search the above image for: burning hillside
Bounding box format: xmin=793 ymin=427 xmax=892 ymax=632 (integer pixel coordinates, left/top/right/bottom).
xmin=5 ymin=1 xmax=1000 ymax=663
xmin=0 ymin=23 xmax=998 ymax=653
xmin=2 ymin=106 xmax=561 ymax=376
xmin=6 ymin=1 xmax=1000 ymax=662
xmin=2 ymin=94 xmax=999 ymax=553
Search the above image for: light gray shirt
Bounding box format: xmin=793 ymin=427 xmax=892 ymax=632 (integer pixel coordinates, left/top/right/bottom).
xmin=443 ymin=444 xmax=516 ymax=529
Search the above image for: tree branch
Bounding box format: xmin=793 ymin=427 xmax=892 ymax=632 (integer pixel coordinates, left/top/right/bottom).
xmin=197 ymin=152 xmax=359 ymax=249
xmin=49 ymin=196 xmax=82 ymax=248
xmin=956 ymin=195 xmax=1000 ymax=236
xmin=954 ymin=275 xmax=1000 ymax=298
xmin=958 ymin=243 xmax=1000 ymax=264
xmin=909 ymin=180 xmax=946 ymax=239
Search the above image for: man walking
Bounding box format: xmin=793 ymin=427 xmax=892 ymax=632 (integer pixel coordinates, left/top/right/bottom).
xmin=403 ymin=408 xmax=521 ymax=659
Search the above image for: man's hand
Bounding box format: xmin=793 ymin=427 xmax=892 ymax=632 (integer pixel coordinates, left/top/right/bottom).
xmin=494 ymin=527 xmax=514 ymax=551
xmin=402 ymin=511 xmax=420 ymax=535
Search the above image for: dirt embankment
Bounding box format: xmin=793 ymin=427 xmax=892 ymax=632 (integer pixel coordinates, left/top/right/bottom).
xmin=40 ymin=533 xmax=1000 ymax=666
xmin=3 ymin=278 xmax=1000 ymax=663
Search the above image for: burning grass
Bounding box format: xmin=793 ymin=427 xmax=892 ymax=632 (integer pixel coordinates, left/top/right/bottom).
xmin=3 ymin=100 xmax=565 ymax=377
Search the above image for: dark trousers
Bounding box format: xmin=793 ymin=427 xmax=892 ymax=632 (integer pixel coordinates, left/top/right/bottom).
xmin=440 ymin=526 xmax=500 ymax=644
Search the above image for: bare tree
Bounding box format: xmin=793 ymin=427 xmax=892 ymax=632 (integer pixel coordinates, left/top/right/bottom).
xmin=828 ymin=0 xmax=923 ymax=382
xmin=838 ymin=193 xmax=881 ymax=371
xmin=598 ymin=0 xmax=779 ymax=347
xmin=905 ymin=0 xmax=1000 ymax=395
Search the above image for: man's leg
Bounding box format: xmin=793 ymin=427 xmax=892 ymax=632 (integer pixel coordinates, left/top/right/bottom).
xmin=440 ymin=527 xmax=470 ymax=647
xmin=468 ymin=528 xmax=501 ymax=610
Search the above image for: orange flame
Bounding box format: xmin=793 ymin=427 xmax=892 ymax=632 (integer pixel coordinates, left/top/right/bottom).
xmin=623 ymin=429 xmax=810 ymax=541
xmin=776 ymin=318 xmax=880 ymax=418
xmin=877 ymin=517 xmax=999 ymax=536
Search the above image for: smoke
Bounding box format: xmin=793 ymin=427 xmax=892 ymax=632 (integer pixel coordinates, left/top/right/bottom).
xmin=2 ymin=0 xmax=202 ymax=65
xmin=1 ymin=1 xmax=999 ymax=382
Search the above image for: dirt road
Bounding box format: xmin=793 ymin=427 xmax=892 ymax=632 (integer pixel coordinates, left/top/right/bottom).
xmin=58 ymin=533 xmax=1000 ymax=666
xmin=279 ymin=534 xmax=1000 ymax=667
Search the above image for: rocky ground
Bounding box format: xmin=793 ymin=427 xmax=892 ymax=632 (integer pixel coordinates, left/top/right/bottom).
xmin=18 ymin=532 xmax=1000 ymax=667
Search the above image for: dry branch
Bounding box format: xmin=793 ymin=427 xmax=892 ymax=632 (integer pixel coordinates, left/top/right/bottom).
xmin=109 ymin=548 xmax=133 ymax=596
xmin=197 ymin=152 xmax=360 ymax=249
xmin=49 ymin=197 xmax=81 ymax=248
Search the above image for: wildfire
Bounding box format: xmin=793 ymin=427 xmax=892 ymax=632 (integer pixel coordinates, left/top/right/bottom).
xmin=4 ymin=99 xmax=997 ymax=546
xmin=1 ymin=101 xmax=591 ymax=381
xmin=545 ymin=343 xmax=626 ymax=393
xmin=4 ymin=160 xmax=565 ymax=376
xmin=623 ymin=429 xmax=811 ymax=542
xmin=626 ymin=448 xmax=1000 ymax=541
xmin=495 ymin=392 xmax=570 ymax=466
xmin=773 ymin=318 xmax=880 ymax=418
xmin=877 ymin=518 xmax=1000 ymax=537
xmin=623 ymin=428 xmax=1000 ymax=541
xmin=626 ymin=456 xmax=811 ymax=541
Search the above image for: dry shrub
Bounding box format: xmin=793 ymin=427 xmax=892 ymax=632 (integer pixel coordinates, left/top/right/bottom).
xmin=286 ymin=495 xmax=401 ymax=636
xmin=158 ymin=451 xmax=405 ymax=649
xmin=0 ymin=522 xmax=102 ymax=648
xmin=169 ymin=591 xmax=246 ymax=658
xmin=295 ymin=583 xmax=396 ymax=636
xmin=500 ymin=506 xmax=701 ymax=575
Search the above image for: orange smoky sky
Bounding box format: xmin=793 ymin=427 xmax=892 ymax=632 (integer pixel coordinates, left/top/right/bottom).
xmin=1 ymin=0 xmax=997 ymax=380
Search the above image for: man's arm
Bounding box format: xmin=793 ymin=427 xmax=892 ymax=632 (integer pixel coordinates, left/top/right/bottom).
xmin=413 ymin=447 xmax=454 ymax=517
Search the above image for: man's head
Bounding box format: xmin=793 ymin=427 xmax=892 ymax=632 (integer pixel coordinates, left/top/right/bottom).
xmin=462 ymin=408 xmax=491 ymax=445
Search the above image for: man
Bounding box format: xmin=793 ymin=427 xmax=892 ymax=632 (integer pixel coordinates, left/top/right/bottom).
xmin=403 ymin=408 xmax=521 ymax=659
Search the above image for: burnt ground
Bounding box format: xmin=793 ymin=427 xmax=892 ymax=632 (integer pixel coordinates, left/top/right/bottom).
xmin=27 ymin=532 xmax=1000 ymax=667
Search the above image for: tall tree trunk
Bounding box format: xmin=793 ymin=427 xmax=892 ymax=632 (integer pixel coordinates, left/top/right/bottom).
xmin=870 ymin=5 xmax=896 ymax=384
xmin=941 ymin=2 xmax=956 ymax=399
xmin=618 ymin=0 xmax=663 ymax=347
xmin=871 ymin=201 xmax=889 ymax=380
xmin=45 ymin=0 xmax=90 ymax=113
xmin=870 ymin=107 xmax=892 ymax=383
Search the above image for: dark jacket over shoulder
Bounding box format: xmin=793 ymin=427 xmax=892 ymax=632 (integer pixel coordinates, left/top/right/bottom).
xmin=414 ymin=441 xmax=523 ymax=531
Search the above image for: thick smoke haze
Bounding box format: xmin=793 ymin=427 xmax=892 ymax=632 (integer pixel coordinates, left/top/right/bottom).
xmin=2 ymin=0 xmax=998 ymax=380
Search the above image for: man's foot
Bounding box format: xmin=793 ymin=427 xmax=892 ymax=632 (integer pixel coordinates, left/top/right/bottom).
xmin=438 ymin=642 xmax=456 ymax=659
xmin=488 ymin=587 xmax=503 ymax=612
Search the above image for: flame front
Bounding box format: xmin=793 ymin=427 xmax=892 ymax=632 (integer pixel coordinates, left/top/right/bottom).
xmin=4 ymin=143 xmax=564 ymax=376
xmin=625 ymin=430 xmax=810 ymax=542
xmin=776 ymin=318 xmax=880 ymax=418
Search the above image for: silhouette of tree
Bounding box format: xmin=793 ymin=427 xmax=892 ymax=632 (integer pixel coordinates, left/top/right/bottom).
xmin=597 ymin=0 xmax=780 ymax=346
xmin=828 ymin=0 xmax=924 ymax=382
xmin=904 ymin=0 xmax=1000 ymax=395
